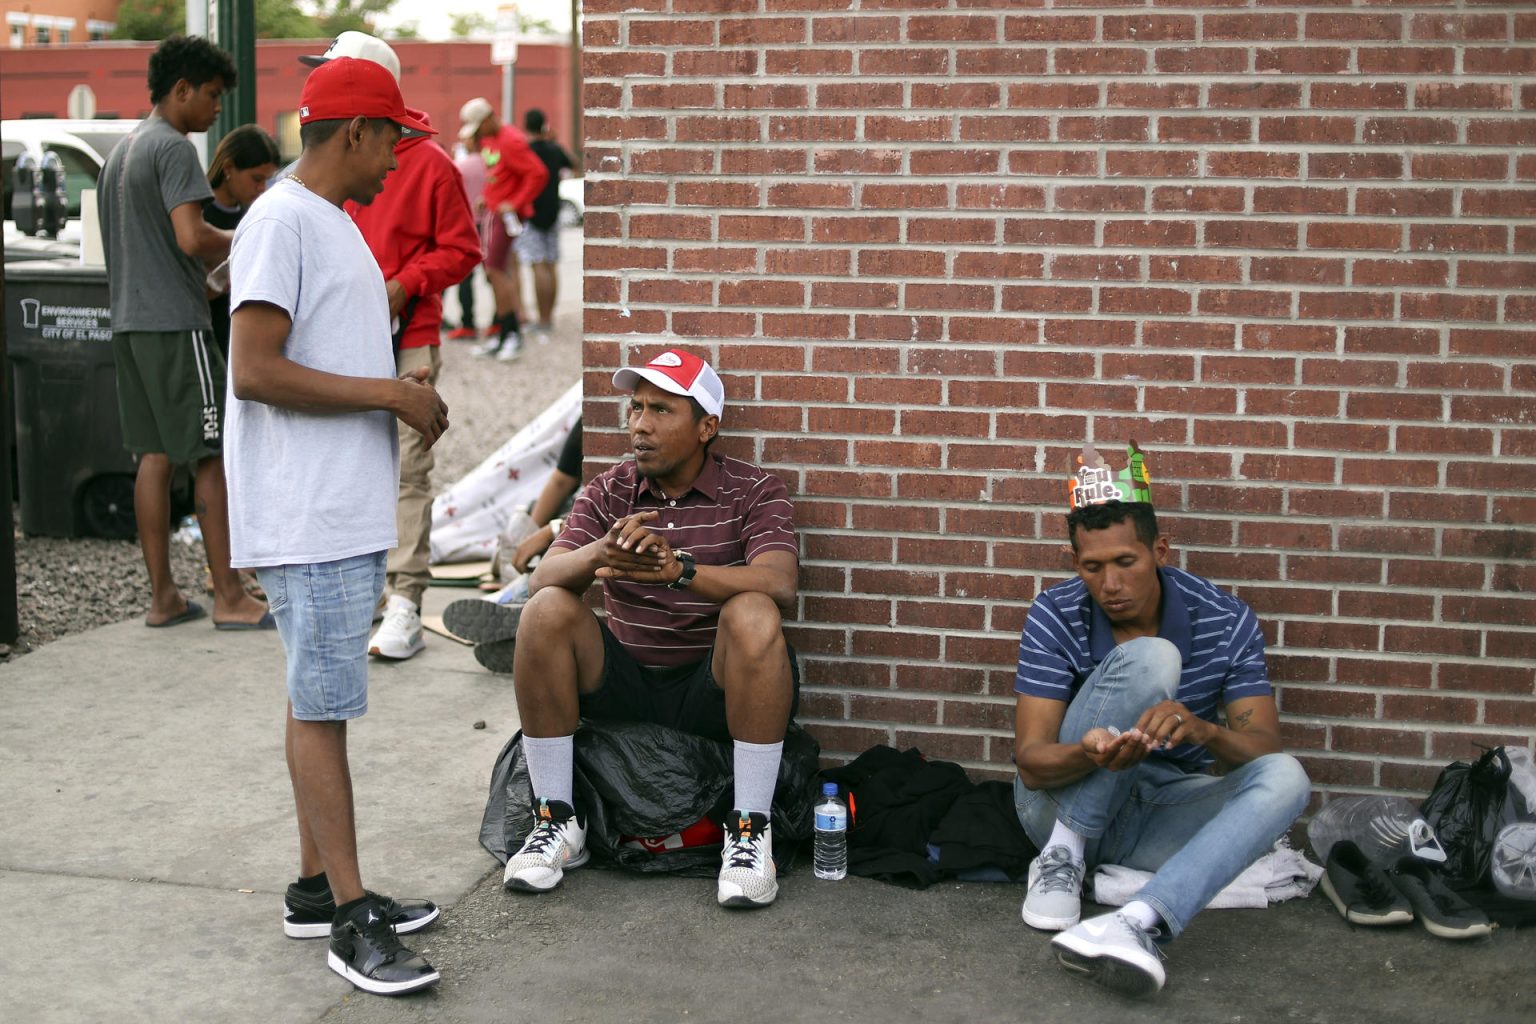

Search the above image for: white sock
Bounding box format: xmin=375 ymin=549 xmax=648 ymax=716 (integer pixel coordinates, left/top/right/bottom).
xmin=1047 ymin=820 xmax=1087 ymax=863
xmin=732 ymin=739 xmax=783 ymax=817
xmin=523 ymin=734 xmax=574 ymax=808
xmin=1122 ymin=900 xmax=1161 ymax=931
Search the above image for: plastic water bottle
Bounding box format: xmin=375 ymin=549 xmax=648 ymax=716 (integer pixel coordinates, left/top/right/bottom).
xmin=813 ymin=782 xmax=848 ymax=880
xmin=1307 ymin=794 xmax=1424 ymax=864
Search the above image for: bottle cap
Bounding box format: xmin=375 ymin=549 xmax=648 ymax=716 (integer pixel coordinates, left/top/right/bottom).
xmin=822 ymin=782 xmax=838 ymax=796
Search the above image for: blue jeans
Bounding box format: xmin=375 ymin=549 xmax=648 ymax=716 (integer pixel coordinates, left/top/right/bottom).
xmin=256 ymin=551 xmax=387 ymax=722
xmin=1014 ymin=637 xmax=1310 ymax=938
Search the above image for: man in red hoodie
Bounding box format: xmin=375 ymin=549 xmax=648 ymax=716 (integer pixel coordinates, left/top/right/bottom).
xmin=458 ymin=96 xmax=547 ymax=361
xmin=298 ymin=33 xmax=482 ymax=660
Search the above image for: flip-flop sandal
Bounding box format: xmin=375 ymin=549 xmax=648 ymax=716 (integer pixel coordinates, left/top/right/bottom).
xmin=146 ymin=600 xmax=207 ymax=628
xmin=214 ymin=610 xmax=277 ymax=631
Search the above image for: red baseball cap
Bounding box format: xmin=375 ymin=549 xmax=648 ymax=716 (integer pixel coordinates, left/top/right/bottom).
xmin=298 ymin=56 xmax=435 ymax=137
xmin=613 ymin=348 xmax=726 ymax=420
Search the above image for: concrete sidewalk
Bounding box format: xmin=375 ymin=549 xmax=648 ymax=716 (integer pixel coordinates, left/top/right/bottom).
xmin=2 ymin=591 xmax=1532 ymax=1024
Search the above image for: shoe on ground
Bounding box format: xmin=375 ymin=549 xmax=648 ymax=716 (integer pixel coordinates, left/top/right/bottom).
xmin=473 ymin=337 xmax=503 ymax=357
xmin=446 ymin=326 xmax=477 ymax=340
xmin=1320 ymin=839 xmax=1413 ymax=926
xmin=473 ymin=638 xmax=516 ymax=674
xmin=328 ymin=896 xmax=440 ymax=996
xmin=1051 ymin=911 xmax=1166 ymax=998
xmin=1022 ymin=844 xmax=1085 ymax=931
xmin=504 ymin=798 xmax=589 ymax=892
xmin=284 ymin=883 xmax=439 ymax=939
xmin=443 ymin=596 xmax=524 ymax=644
xmin=496 ymin=334 xmax=524 ymax=361
xmin=369 ymin=595 xmax=425 ymax=660
xmin=718 ymin=810 xmax=777 ymax=908
xmin=1387 ymin=856 xmax=1493 ymax=940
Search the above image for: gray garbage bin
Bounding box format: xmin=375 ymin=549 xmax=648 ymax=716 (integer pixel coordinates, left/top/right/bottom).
xmin=4 ymin=258 xmax=138 ymax=538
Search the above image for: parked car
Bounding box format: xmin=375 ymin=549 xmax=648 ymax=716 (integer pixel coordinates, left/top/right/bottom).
xmin=3 ymin=119 xmax=138 ymax=232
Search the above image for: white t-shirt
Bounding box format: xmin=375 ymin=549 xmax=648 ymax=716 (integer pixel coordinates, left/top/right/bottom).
xmin=224 ymin=179 xmax=399 ymax=568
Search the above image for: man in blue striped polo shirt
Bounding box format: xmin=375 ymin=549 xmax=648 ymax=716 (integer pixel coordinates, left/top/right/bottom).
xmin=1013 ymin=456 xmax=1309 ymax=998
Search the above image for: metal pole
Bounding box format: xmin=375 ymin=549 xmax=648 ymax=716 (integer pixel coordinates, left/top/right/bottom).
xmin=211 ymin=0 xmax=256 ymax=153
xmin=0 ymin=271 xmax=18 ymax=645
xmin=501 ymin=63 xmax=514 ymax=127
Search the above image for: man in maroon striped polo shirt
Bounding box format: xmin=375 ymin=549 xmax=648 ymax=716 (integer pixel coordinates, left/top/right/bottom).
xmin=501 ymin=348 xmax=800 ymax=909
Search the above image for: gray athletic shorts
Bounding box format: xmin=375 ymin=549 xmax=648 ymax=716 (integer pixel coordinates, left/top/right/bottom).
xmin=514 ymin=224 xmax=559 ymax=265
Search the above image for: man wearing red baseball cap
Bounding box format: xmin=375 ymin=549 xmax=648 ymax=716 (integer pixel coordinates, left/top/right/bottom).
xmin=225 ymin=56 xmax=450 ymax=996
xmin=451 ymin=347 xmax=803 ymax=910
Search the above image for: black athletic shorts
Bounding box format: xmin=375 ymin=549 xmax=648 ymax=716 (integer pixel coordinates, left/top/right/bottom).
xmin=580 ymin=621 xmax=800 ymax=744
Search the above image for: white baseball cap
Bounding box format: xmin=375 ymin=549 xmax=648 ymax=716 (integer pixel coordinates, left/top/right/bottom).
xmin=613 ymin=349 xmax=725 ymax=420
xmin=299 ymin=31 xmax=401 ymax=83
xmin=459 ymin=96 xmax=495 ymax=142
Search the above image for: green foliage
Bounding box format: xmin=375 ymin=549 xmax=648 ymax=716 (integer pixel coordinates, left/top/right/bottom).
xmin=256 ymin=1 xmax=320 ymax=39
xmin=448 ymin=11 xmax=494 ymax=38
xmin=313 ymin=0 xmax=398 ymax=38
xmin=112 ymin=0 xmax=185 ymax=40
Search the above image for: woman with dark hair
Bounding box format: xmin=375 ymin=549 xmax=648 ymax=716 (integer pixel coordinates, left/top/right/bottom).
xmin=203 ymin=124 xmax=279 ymax=359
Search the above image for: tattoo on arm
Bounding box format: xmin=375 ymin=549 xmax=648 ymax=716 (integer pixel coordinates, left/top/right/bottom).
xmin=1230 ymin=708 xmax=1253 ymax=731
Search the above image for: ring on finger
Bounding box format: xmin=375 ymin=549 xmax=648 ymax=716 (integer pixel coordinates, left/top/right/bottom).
xmin=1171 ymin=713 xmax=1183 ymax=727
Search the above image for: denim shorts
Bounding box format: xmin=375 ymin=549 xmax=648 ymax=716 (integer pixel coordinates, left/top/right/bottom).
xmin=256 ymin=552 xmax=386 ymax=721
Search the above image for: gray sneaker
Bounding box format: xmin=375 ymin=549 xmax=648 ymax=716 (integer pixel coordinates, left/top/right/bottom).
xmin=1022 ymin=844 xmax=1085 ymax=931
xmin=1051 ymin=911 xmax=1166 ymax=998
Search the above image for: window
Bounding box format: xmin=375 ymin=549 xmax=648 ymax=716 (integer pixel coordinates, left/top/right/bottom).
xmin=9 ymin=24 xmax=24 ymax=48
xmin=34 ymin=25 xmax=50 ymax=45
xmin=45 ymin=146 xmax=100 ymax=217
xmin=59 ymin=28 xmax=71 ymax=43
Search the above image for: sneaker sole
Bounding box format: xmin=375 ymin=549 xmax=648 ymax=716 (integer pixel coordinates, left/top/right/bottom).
xmin=1419 ymin=916 xmax=1493 ymax=940
xmin=1023 ymin=903 xmax=1081 ymax=931
xmin=1320 ymin=873 xmax=1413 ymax=926
xmin=504 ymin=848 xmax=589 ymax=892
xmin=369 ymin=638 xmax=426 ymax=660
xmin=717 ymin=886 xmax=778 ymax=909
xmin=285 ymin=905 xmax=441 ymax=940
xmin=474 ymin=639 xmax=516 ymax=674
xmin=443 ymin=600 xmax=523 ymax=644
xmin=1054 ymin=946 xmax=1163 ymax=998
xmin=326 ymin=950 xmax=440 ymax=995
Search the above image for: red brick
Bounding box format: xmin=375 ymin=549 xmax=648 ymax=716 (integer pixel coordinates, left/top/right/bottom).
xmin=672 ymin=50 xmax=758 ymax=77
xmin=956 ymin=48 xmax=1049 ymax=76
xmin=814 ymin=82 xmax=903 ymax=109
xmin=1241 ymin=324 xmax=1336 ymax=352
xmin=763 ymin=248 xmax=847 ymax=276
xmin=720 ymin=15 xmax=806 ymax=45
xmin=631 ymin=83 xmax=717 ymax=109
xmin=1001 ymin=285 xmax=1094 ymax=314
xmin=1352 ymin=259 xmax=1449 ymax=288
xmin=1253 ymin=257 xmax=1346 ymax=286
xmin=1307 ymin=221 xmax=1403 ymax=250
xmin=629 ymin=18 xmax=714 ymax=45
xmin=1255 ymin=47 xmax=1352 ymax=75
xmin=1152 ymin=186 xmax=1244 ymax=212
xmin=856 ymin=314 xmax=944 ymax=342
xmin=1279 ymin=686 xmax=1377 ymax=719
xmin=721 ymin=148 xmax=807 ymax=175
xmin=1147 ymin=114 xmax=1250 ymax=146
xmin=913 ymin=83 xmax=1003 ymax=109
xmin=1411 ymin=152 xmax=1510 ymax=181
xmin=1055 ymin=48 xmax=1147 ymax=75
xmin=958 ymin=116 xmax=1051 ymax=142
xmin=1308 ymin=152 xmax=1405 ymax=179
xmin=1198 ymin=289 xmax=1293 ymax=319
xmin=1285 ymin=621 xmax=1380 ymax=653
xmin=860 ymin=48 xmax=949 ymax=75
xmin=1206 ymin=220 xmax=1300 ymax=249
xmin=1311 ymin=82 xmax=1407 ymax=109
xmin=765 ymin=48 xmax=853 ymax=75
xmin=1355 ymin=187 xmax=1454 ymax=218
xmin=1402 ymin=293 xmax=1499 ymax=322
xmin=1108 ymin=83 xmax=1201 ymax=109
xmin=1158 ymin=47 xmax=1250 ymax=74
xmin=1258 ymin=116 xmax=1358 ymax=145
xmin=1359 ymin=47 xmax=1455 ymax=75
xmin=1057 ymin=116 xmax=1150 ymax=143
xmin=1147 ymin=255 xmax=1240 ymax=282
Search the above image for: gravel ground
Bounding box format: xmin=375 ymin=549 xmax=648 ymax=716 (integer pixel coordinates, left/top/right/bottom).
xmin=4 ymin=228 xmax=584 ymax=661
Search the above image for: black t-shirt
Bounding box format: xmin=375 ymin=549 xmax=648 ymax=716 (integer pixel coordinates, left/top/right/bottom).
xmin=202 ymin=198 xmax=246 ymax=357
xmin=528 ymin=138 xmax=573 ymax=230
xmin=556 ymin=419 xmax=584 ymax=477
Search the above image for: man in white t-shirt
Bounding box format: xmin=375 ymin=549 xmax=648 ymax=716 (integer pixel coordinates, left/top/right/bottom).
xmin=225 ymin=57 xmax=450 ymax=998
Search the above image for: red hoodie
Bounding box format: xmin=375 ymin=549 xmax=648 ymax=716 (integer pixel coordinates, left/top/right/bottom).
xmin=346 ymin=112 xmax=481 ymax=350
xmin=480 ymin=124 xmax=547 ymax=219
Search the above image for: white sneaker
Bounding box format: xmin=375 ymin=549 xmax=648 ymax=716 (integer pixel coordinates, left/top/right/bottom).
xmin=504 ymin=799 xmax=589 ymax=892
xmin=368 ymin=595 xmax=424 ymax=660
xmin=472 ymin=337 xmax=503 ymax=358
xmin=496 ymin=333 xmax=524 ymax=361
xmin=1051 ymin=911 xmax=1166 ymax=998
xmin=1022 ymin=845 xmax=1085 ymax=931
xmin=717 ymin=811 xmax=777 ymax=908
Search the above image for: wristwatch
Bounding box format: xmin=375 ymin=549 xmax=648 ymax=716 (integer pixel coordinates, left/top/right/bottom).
xmin=666 ymin=550 xmax=697 ymax=590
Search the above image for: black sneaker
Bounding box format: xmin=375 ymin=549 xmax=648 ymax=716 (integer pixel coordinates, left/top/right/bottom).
xmin=284 ymin=882 xmax=440 ymax=939
xmin=328 ymin=897 xmax=441 ymax=996
xmin=1387 ymin=857 xmax=1494 ymax=940
xmin=1320 ymin=840 xmax=1413 ymax=926
xmin=443 ymin=597 xmax=523 ymax=644
xmin=473 ymin=638 xmax=517 ymax=674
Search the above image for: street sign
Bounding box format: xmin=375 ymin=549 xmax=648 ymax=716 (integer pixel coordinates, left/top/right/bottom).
xmin=492 ymin=3 xmax=519 ymax=65
xmin=66 ymin=84 xmax=96 ymax=120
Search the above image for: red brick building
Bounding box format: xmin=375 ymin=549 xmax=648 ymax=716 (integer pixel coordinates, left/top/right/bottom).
xmin=578 ymin=2 xmax=1536 ymax=802
xmin=4 ymin=0 xmax=118 ymax=47
xmin=1 ymin=38 xmax=577 ymax=158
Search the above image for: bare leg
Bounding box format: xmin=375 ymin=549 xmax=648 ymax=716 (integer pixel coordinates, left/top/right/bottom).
xmin=712 ymin=593 xmax=794 ymax=743
xmin=533 ymin=262 xmax=557 ymax=325
xmin=195 ymin=456 xmax=267 ymax=624
xmin=135 ymin=453 xmax=187 ymax=623
xmin=510 ymin=587 xmax=606 ymax=737
xmin=288 ymin=712 xmax=364 ymax=904
xmin=485 ymin=265 xmax=524 ymax=324
xmin=285 ymin=702 xmax=324 ymax=878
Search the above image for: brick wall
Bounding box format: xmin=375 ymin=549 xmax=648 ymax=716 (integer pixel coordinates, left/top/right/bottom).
xmin=578 ymin=0 xmax=1536 ymax=801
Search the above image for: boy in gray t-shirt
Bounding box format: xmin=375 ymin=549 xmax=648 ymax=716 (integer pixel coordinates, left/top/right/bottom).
xmin=95 ymin=35 xmax=268 ymax=631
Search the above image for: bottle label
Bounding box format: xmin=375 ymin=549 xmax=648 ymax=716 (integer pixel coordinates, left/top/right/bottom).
xmin=815 ymin=811 xmax=844 ymax=831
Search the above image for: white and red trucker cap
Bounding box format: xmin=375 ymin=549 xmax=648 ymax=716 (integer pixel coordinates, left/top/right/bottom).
xmin=612 ymin=349 xmax=725 ymax=420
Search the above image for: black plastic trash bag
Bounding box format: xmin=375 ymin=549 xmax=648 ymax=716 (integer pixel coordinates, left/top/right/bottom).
xmin=1422 ymin=746 xmax=1515 ymax=889
xmin=480 ymin=719 xmax=819 ymax=877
